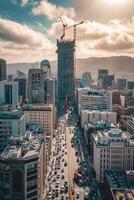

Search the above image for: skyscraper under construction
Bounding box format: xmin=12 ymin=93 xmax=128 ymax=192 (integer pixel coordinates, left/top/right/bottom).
xmin=57 ymin=39 xmax=75 ymax=113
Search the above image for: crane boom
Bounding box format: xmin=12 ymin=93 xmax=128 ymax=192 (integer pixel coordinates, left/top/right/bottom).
xmin=59 ymin=17 xmax=67 ymax=40
xmin=59 ymin=17 xmax=84 ymax=41
xmin=62 ymin=21 xmax=84 ymax=40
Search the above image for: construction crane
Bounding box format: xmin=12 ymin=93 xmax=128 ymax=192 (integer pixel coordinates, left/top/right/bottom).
xmin=66 ymin=21 xmax=84 ymax=41
xmin=59 ymin=17 xmax=84 ymax=41
xmin=59 ymin=17 xmax=67 ymax=40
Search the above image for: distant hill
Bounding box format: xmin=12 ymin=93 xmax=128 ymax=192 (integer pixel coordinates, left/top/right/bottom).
xmin=7 ymin=56 xmax=134 ymax=80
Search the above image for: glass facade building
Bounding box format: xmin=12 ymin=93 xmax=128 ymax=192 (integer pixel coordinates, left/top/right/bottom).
xmin=57 ymin=40 xmax=75 ymax=102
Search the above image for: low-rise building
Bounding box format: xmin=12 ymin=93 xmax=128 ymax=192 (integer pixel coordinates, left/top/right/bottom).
xmin=0 ymin=134 xmax=46 ymax=200
xmin=93 ymin=128 xmax=134 ymax=182
xmin=81 ymin=110 xmax=117 ymax=128
xmin=23 ymin=104 xmax=54 ymax=144
xmin=77 ymin=88 xmax=112 ymax=114
xmin=104 ymin=170 xmax=134 ymax=200
xmin=0 ymin=108 xmax=25 ymax=153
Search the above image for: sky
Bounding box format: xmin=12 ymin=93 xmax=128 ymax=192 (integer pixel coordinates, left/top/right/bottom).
xmin=0 ymin=0 xmax=134 ymax=63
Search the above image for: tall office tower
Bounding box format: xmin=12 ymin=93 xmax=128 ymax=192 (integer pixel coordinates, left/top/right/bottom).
xmin=44 ymin=78 xmax=56 ymax=128
xmin=127 ymin=81 xmax=134 ymax=89
xmin=81 ymin=72 xmax=92 ymax=87
xmin=93 ymin=128 xmax=134 ymax=183
xmin=40 ymin=59 xmax=51 ymax=79
xmin=98 ymin=69 xmax=108 ymax=80
xmin=102 ymin=74 xmax=114 ymax=89
xmin=7 ymin=74 xmax=14 ymax=82
xmin=77 ymin=88 xmax=112 ymax=114
xmin=0 ymin=81 xmax=18 ymax=106
xmin=44 ymin=78 xmax=55 ymax=106
xmin=117 ymin=78 xmax=127 ymax=90
xmin=14 ymin=70 xmax=27 ymax=103
xmin=0 ymin=108 xmax=25 ymax=153
xmin=28 ymin=68 xmax=46 ymax=104
xmin=0 ymin=59 xmax=6 ymax=81
xmin=57 ymin=40 xmax=75 ymax=104
xmin=0 ymin=135 xmax=46 ymax=200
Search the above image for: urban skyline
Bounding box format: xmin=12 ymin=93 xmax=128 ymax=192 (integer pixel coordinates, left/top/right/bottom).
xmin=0 ymin=0 xmax=134 ymax=63
xmin=0 ymin=1 xmax=134 ymax=200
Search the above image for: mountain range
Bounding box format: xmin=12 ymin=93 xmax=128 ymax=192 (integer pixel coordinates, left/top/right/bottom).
xmin=7 ymin=56 xmax=134 ymax=80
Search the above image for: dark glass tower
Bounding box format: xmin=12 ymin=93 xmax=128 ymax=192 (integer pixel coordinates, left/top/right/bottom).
xmin=57 ymin=40 xmax=75 ymax=103
xmin=57 ymin=40 xmax=75 ymax=114
xmin=0 ymin=59 xmax=6 ymax=81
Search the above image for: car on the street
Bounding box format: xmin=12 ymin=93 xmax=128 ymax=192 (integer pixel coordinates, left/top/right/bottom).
xmin=62 ymin=175 xmax=64 ymax=179
xmin=64 ymin=162 xmax=67 ymax=166
xmin=76 ymin=192 xmax=80 ymax=199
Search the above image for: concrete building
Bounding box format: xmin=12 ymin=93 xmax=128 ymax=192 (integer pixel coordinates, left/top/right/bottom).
xmin=28 ymin=61 xmax=54 ymax=105
xmin=28 ymin=68 xmax=46 ymax=104
xmin=0 ymin=108 xmax=25 ymax=153
xmin=104 ymin=170 xmax=134 ymax=200
xmin=127 ymin=81 xmax=134 ymax=90
xmin=81 ymin=110 xmax=117 ymax=128
xmin=98 ymin=69 xmax=115 ymax=89
xmin=125 ymin=96 xmax=134 ymax=107
xmin=40 ymin=59 xmax=51 ymax=79
xmin=112 ymin=91 xmax=121 ymax=105
xmin=0 ymin=59 xmax=6 ymax=81
xmin=44 ymin=78 xmax=55 ymax=106
xmin=117 ymin=78 xmax=127 ymax=90
xmin=98 ymin=69 xmax=108 ymax=80
xmin=83 ymin=121 xmax=112 ymax=155
xmin=77 ymin=89 xmax=112 ymax=114
xmin=126 ymin=118 xmax=134 ymax=136
xmin=0 ymin=81 xmax=18 ymax=106
xmin=93 ymin=128 xmax=134 ymax=182
xmin=23 ymin=104 xmax=54 ymax=139
xmin=102 ymin=74 xmax=115 ymax=89
xmin=81 ymin=72 xmax=92 ymax=87
xmin=57 ymin=40 xmax=75 ymax=113
xmin=0 ymin=135 xmax=46 ymax=200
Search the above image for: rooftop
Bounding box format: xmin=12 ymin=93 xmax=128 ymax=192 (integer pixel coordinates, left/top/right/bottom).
xmin=26 ymin=123 xmax=43 ymax=133
xmin=0 ymin=110 xmax=24 ymax=119
xmin=112 ymin=189 xmax=134 ymax=200
xmin=105 ymin=170 xmax=128 ymax=189
xmin=94 ymin=128 xmax=131 ymax=146
xmin=22 ymin=104 xmax=53 ymax=111
xmin=81 ymin=109 xmax=116 ymax=114
xmin=0 ymin=134 xmax=44 ymax=160
xmin=84 ymin=121 xmax=112 ymax=131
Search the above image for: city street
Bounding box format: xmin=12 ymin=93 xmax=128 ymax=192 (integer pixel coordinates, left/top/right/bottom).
xmin=43 ymin=111 xmax=101 ymax=200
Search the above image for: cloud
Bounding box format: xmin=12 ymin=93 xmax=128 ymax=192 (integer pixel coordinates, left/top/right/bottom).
xmin=95 ymin=33 xmax=134 ymax=52
xmin=21 ymin=0 xmax=29 ymax=6
xmin=0 ymin=18 xmax=55 ymax=62
xmin=32 ymin=0 xmax=75 ymax=21
xmin=47 ymin=17 xmax=134 ymax=57
xmin=74 ymin=0 xmax=134 ymax=23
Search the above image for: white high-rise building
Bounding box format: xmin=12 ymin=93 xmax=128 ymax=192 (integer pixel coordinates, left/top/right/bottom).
xmin=93 ymin=128 xmax=134 ymax=183
xmin=77 ymin=88 xmax=112 ymax=114
xmin=81 ymin=110 xmax=117 ymax=128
